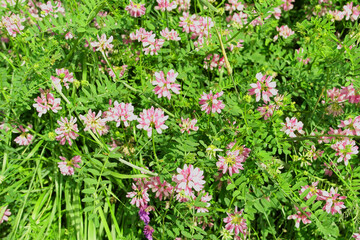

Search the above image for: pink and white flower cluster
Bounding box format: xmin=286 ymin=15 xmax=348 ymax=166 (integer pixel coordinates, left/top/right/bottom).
xmin=130 ymin=28 xmax=165 ymax=55
xmin=281 ymin=117 xmax=305 ymax=138
xmin=173 ymin=164 xmax=206 ymax=198
xmin=39 ymin=1 xmax=65 ymax=18
xmin=51 ymin=68 xmax=75 ymax=91
xmin=137 ymin=107 xmax=169 ymax=137
xmin=217 ymin=142 xmax=251 ymax=176
xmin=329 ymin=2 xmax=360 ymax=22
xmin=331 ymin=138 xmax=358 ymax=166
xmin=0 ymin=207 xmax=11 ymax=224
xmin=179 ymin=118 xmax=199 ymax=134
xmin=0 ymin=13 xmax=25 ymax=37
xmin=79 ymin=109 xmax=109 ymax=136
xmin=295 ymin=48 xmax=311 ymax=65
xmin=55 ymin=116 xmax=79 ymax=146
xmin=152 ymin=70 xmax=181 ymax=100
xmin=248 ymin=72 xmax=278 ymax=103
xmin=125 ymin=1 xmax=146 ymax=18
xmin=58 ymin=155 xmax=81 ymax=176
xmin=104 ymin=101 xmax=137 ymax=127
xmin=223 ymin=207 xmax=248 ymax=239
xmin=175 ymin=0 xmax=190 ymax=12
xmin=203 ymin=54 xmax=225 ymax=71
xmin=33 ymin=89 xmax=62 ymax=117
xmin=160 ymin=28 xmax=181 ymax=41
xmin=14 ymin=125 xmax=33 ymax=146
xmin=155 ymin=0 xmax=177 ymax=12
xmin=327 ymin=84 xmax=360 ymax=105
xmin=287 ymin=206 xmax=312 ymax=228
xmin=274 ymin=25 xmax=295 ymax=41
xmin=91 ymin=34 xmax=113 ymax=53
xmin=199 ymin=91 xmax=225 ymax=114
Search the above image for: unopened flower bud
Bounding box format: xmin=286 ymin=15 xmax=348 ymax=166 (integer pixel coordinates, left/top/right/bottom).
xmin=81 ymin=80 xmax=89 ymax=87
xmin=48 ymin=132 xmax=56 ymax=141
xmin=73 ymin=80 xmax=81 ymax=88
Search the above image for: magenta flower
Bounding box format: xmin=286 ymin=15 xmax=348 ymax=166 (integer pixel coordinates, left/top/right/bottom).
xmin=137 ymin=107 xmax=169 ymax=138
xmin=0 ymin=207 xmax=11 ymax=224
xmin=173 ymin=164 xmax=205 ymax=196
xmin=217 ymin=150 xmax=246 ymax=176
xmin=105 ymin=101 xmax=137 ymax=127
xmin=152 ymin=70 xmax=181 ymax=100
xmin=148 ymin=176 xmax=173 ymax=200
xmin=51 ymin=68 xmax=75 ymax=91
xmin=33 ymin=88 xmax=62 ymax=117
xmin=320 ymin=187 xmax=347 ymax=215
xmin=126 ymin=183 xmax=150 ymax=208
xmin=79 ymin=109 xmax=108 ymax=136
xmin=179 ymin=117 xmax=199 ymax=134
xmin=248 ymin=72 xmax=278 ymax=103
xmin=280 ymin=117 xmax=305 ymax=138
xmin=287 ymin=206 xmax=311 ymax=228
xmin=125 ymin=1 xmax=146 ymax=17
xmin=155 ymin=0 xmax=177 ymax=11
xmin=91 ymin=34 xmax=113 ymax=53
xmin=299 ymin=182 xmax=322 ymax=200
xmin=331 ymin=138 xmax=358 ymax=166
xmin=160 ymin=28 xmax=181 ymax=41
xmin=55 ymin=116 xmax=79 ymax=146
xmin=199 ymin=91 xmax=225 ymax=114
xmin=143 ymin=225 xmax=154 ymax=240
xmin=58 ymin=155 xmax=81 ymax=176
xmin=14 ymin=125 xmax=33 ymax=146
xmin=223 ymin=207 xmax=247 ymax=238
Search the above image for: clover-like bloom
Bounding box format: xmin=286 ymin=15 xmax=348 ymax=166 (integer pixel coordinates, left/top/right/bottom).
xmin=148 ymin=176 xmax=173 ymax=201
xmin=58 ymin=155 xmax=81 ymax=176
xmin=33 ymin=88 xmax=62 ymax=117
xmin=276 ymin=25 xmax=294 ymax=39
xmin=299 ymin=182 xmax=322 ymax=201
xmin=248 ymin=72 xmax=278 ymax=103
xmin=257 ymin=104 xmax=277 ymax=120
xmin=223 ymin=207 xmax=247 ymax=238
xmin=80 ymin=109 xmax=108 ymax=136
xmin=287 ymin=206 xmax=311 ymax=228
xmin=0 ymin=207 xmax=11 ymax=224
xmin=217 ymin=150 xmax=246 ymax=176
xmin=280 ymin=117 xmax=305 ymax=138
xmin=1 ymin=13 xmax=25 ymax=37
xmin=126 ymin=183 xmax=150 ymax=208
xmin=353 ymin=227 xmax=360 ymax=240
xmin=331 ymin=138 xmax=358 ymax=166
xmin=91 ymin=34 xmax=113 ymax=53
xmin=14 ymin=125 xmax=33 ymax=146
xmin=125 ymin=1 xmax=146 ymax=17
xmin=105 ymin=101 xmax=137 ymax=127
xmin=142 ymin=34 xmax=165 ymax=55
xmin=55 ymin=116 xmax=79 ymax=146
xmin=143 ymin=225 xmax=154 ymax=240
xmin=199 ymin=91 xmax=225 ymax=114
xmin=51 ymin=68 xmax=75 ymax=91
xmin=137 ymin=107 xmax=169 ymax=137
xmin=319 ymin=187 xmax=347 ymax=215
xmin=155 ymin=0 xmax=177 ymax=11
xmin=160 ymin=28 xmax=181 ymax=41
xmin=179 ymin=117 xmax=198 ymax=134
xmin=173 ymin=164 xmax=205 ymax=196
xmin=152 ymin=70 xmax=181 ymax=100
xmin=195 ymin=191 xmax=212 ymax=213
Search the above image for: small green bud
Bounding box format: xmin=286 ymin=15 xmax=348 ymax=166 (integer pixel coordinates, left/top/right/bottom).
xmin=276 ymin=110 xmax=284 ymax=116
xmin=48 ymin=132 xmax=56 ymax=141
xmin=115 ymin=131 xmax=121 ymax=137
xmin=81 ymin=80 xmax=89 ymax=87
xmin=73 ymin=80 xmax=81 ymax=88
xmin=243 ymin=95 xmax=252 ymax=103
xmin=59 ymin=73 xmax=66 ymax=79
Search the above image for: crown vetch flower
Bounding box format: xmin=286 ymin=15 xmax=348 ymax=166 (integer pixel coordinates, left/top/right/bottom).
xmin=80 ymin=109 xmax=108 ymax=136
xmin=276 ymin=25 xmax=294 ymax=39
xmin=142 ymin=34 xmax=165 ymax=55
xmin=353 ymin=228 xmax=360 ymax=240
xmin=173 ymin=164 xmax=205 ymax=196
xmin=195 ymin=191 xmax=212 ymax=213
xmin=160 ymin=28 xmax=181 ymax=41
xmin=257 ymin=104 xmax=277 ymax=120
xmin=287 ymin=206 xmax=311 ymax=228
xmin=58 ymin=155 xmax=81 ymax=176
xmin=217 ymin=150 xmax=245 ymax=176
xmin=299 ymin=182 xmax=322 ymax=200
xmin=55 ymin=116 xmax=79 ymax=146
xmin=137 ymin=107 xmax=169 ymax=138
xmin=152 ymin=70 xmax=181 ymax=100
xmin=143 ymin=225 xmax=154 ymax=240
xmin=51 ymin=68 xmax=75 ymax=91
xmin=0 ymin=207 xmax=11 ymax=224
xmin=148 ymin=177 xmax=173 ymax=200
xmin=105 ymin=101 xmax=137 ymax=127
xmin=33 ymin=89 xmax=62 ymax=117
xmin=125 ymin=1 xmax=146 ymax=17
xmin=223 ymin=207 xmax=247 ymax=237
xmin=199 ymin=91 xmax=225 ymax=114
xmin=179 ymin=117 xmax=199 ymax=134
xmin=14 ymin=125 xmax=33 ymax=146
xmin=126 ymin=183 xmax=150 ymax=208
xmin=331 ymin=138 xmax=358 ymax=166
xmin=280 ymin=117 xmax=305 ymax=138
xmin=319 ymin=187 xmax=347 ymax=215
xmin=1 ymin=13 xmax=25 ymax=37
xmin=155 ymin=0 xmax=177 ymax=11
xmin=248 ymin=72 xmax=278 ymax=103
xmin=91 ymin=34 xmax=113 ymax=53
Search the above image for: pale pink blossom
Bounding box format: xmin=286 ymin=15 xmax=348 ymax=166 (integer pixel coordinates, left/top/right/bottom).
xmin=105 ymin=101 xmax=137 ymax=127
xmin=299 ymin=182 xmax=322 ymax=200
xmin=125 ymin=1 xmax=146 ymax=17
xmin=195 ymin=191 xmax=212 ymax=213
xmin=91 ymin=34 xmax=113 ymax=53
xmin=126 ymin=183 xmax=150 ymax=208
xmin=353 ymin=228 xmax=360 ymax=239
xmin=39 ymin=1 xmax=65 ymax=18
xmin=223 ymin=207 xmax=247 ymax=237
xmin=248 ymin=72 xmax=278 ymax=103
xmin=179 ymin=12 xmax=198 ymax=33
xmin=155 ymin=0 xmax=177 ymax=11
xmin=203 ymin=54 xmax=225 ymax=71
xmin=224 ymin=0 xmax=245 ymax=14
xmin=173 ymin=164 xmax=205 ymax=196
xmin=160 ymin=28 xmax=181 ymax=41
xmin=130 ymin=28 xmax=153 ymax=42
xmin=79 ymin=109 xmax=108 ymax=136
xmin=14 ymin=125 xmax=33 ymax=146
xmin=295 ymin=48 xmax=310 ymax=65
xmin=281 ymin=117 xmax=305 ymax=138
xmin=179 ymin=118 xmax=199 ymax=134
xmin=329 ymin=10 xmax=345 ymax=21
xmin=1 ymin=13 xmax=25 ymax=37
xmin=272 ymin=7 xmax=282 ymax=19
xmin=0 ymin=207 xmax=11 ymax=224
xmin=58 ymin=155 xmax=81 ymax=176
xmin=51 ymin=68 xmax=75 ymax=91
xmin=338 ymin=116 xmax=360 ymax=136
xmin=257 ymin=104 xmax=277 ymax=120
xmin=276 ymin=25 xmax=294 ymax=39
xmin=199 ymin=91 xmax=225 ymax=114
xmin=217 ymin=150 xmax=246 ymax=176
xmin=55 ymin=116 xmax=79 ymax=146
xmin=152 ymin=70 xmax=181 ymax=100
xmin=287 ymin=206 xmax=311 ymax=228
xmin=65 ymin=31 xmax=74 ymax=40
xmin=176 ymin=0 xmax=190 ymax=11
xmin=108 ymin=65 xmax=128 ymax=79
xmin=137 ymin=107 xmax=169 ymax=137
xmin=148 ymin=176 xmax=173 ymax=200
xmin=319 ymin=187 xmax=347 ymax=215
xmin=33 ymin=89 xmax=62 ymax=117
xmin=281 ymin=0 xmax=295 ymax=11
xmin=331 ymin=138 xmax=358 ymax=166
xmin=142 ymin=34 xmax=165 ymax=55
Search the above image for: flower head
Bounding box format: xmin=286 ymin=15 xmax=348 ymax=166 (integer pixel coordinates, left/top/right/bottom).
xmin=248 ymin=72 xmax=278 ymax=103
xmin=33 ymin=89 xmax=62 ymax=117
xmin=126 ymin=183 xmax=150 ymax=208
xmin=55 ymin=116 xmax=79 ymax=146
xmin=287 ymin=206 xmax=311 ymax=228
xmin=125 ymin=1 xmax=146 ymax=17
xmin=319 ymin=187 xmax=347 ymax=215
xmin=331 ymin=138 xmax=358 ymax=166
xmin=152 ymin=70 xmax=181 ymax=100
xmin=199 ymin=91 xmax=225 ymax=114
xmin=0 ymin=207 xmax=11 ymax=224
xmin=143 ymin=225 xmax=154 ymax=240
xmin=280 ymin=117 xmax=305 ymax=138
xmin=223 ymin=208 xmax=247 ymax=238
xmin=51 ymin=68 xmax=75 ymax=91
xmin=137 ymin=107 xmax=169 ymax=137
xmin=58 ymin=155 xmax=81 ymax=176
xmin=105 ymin=101 xmax=137 ymax=127
xmin=179 ymin=117 xmax=199 ymax=134
xmin=148 ymin=177 xmax=173 ymax=201
xmin=80 ymin=109 xmax=108 ymax=136
xmin=14 ymin=125 xmax=33 ymax=146
xmin=173 ymin=164 xmax=205 ymax=196
xmin=155 ymin=0 xmax=177 ymax=11
xmin=91 ymin=34 xmax=113 ymax=53
xmin=217 ymin=150 xmax=246 ymax=176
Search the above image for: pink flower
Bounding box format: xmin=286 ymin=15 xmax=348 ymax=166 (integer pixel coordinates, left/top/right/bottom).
xmin=329 ymin=10 xmax=345 ymax=21
xmin=224 ymin=0 xmax=245 ymax=14
xmin=108 ymin=65 xmax=128 ymax=79
xmin=320 ymin=187 xmax=347 ymax=215
xmin=79 ymin=109 xmax=109 ymax=136
xmin=280 ymin=117 xmax=305 ymax=138
xmin=155 ymin=0 xmax=177 ymax=11
xmin=125 ymin=1 xmax=146 ymax=17
xmin=338 ymin=116 xmax=360 ymax=136
xmin=126 ymin=183 xmax=150 ymax=208
xmin=179 ymin=117 xmax=199 ymax=134
xmin=287 ymin=206 xmax=311 ymax=228
xmin=173 ymin=164 xmax=205 ymax=195
xmin=1 ymin=13 xmax=25 ymax=37
xmin=104 ymin=101 xmax=137 ymax=127
xmin=179 ymin=12 xmax=198 ymax=33
xmin=176 ymin=0 xmax=190 ymax=11
xmin=160 ymin=28 xmax=181 ymax=41
xmin=331 ymin=138 xmax=358 ymax=166
xmin=142 ymin=34 xmax=165 ymax=55
xmin=276 ymin=25 xmax=295 ymax=39
xmin=195 ymin=191 xmax=212 ymax=213
xmin=91 ymin=34 xmax=113 ymax=53
xmin=58 ymin=155 xmax=81 ymax=176
xmin=152 ymin=70 xmax=181 ymax=100
xmin=137 ymin=107 xmax=169 ymax=137
xmin=148 ymin=177 xmax=173 ymax=200
xmin=257 ymin=104 xmax=276 ymax=120
xmin=203 ymin=54 xmax=225 ymax=71
xmin=14 ymin=125 xmax=33 ymax=146
xmin=130 ymin=28 xmax=153 ymax=42
xmin=353 ymin=228 xmax=360 ymax=239
xmin=299 ymin=182 xmax=322 ymax=200
xmin=55 ymin=116 xmax=79 ymax=146
xmin=0 ymin=207 xmax=11 ymax=224
xmin=248 ymin=72 xmax=278 ymax=103
xmin=281 ymin=0 xmax=295 ymax=11
xmin=216 ymin=150 xmax=246 ymax=176
xmin=51 ymin=68 xmax=75 ymax=91
xmin=33 ymin=89 xmax=62 ymax=117
xmin=39 ymin=1 xmax=65 ymax=18
xmin=199 ymin=91 xmax=225 ymax=114
xmin=223 ymin=207 xmax=247 ymax=237
xmin=65 ymin=31 xmax=74 ymax=40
